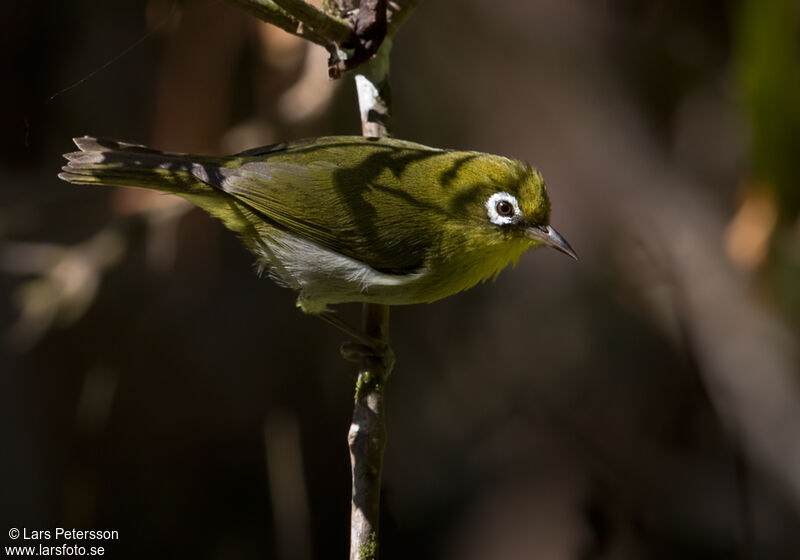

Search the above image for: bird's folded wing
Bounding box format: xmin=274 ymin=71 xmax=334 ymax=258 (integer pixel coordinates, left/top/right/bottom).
xmin=206 ymin=160 xmax=429 ymax=275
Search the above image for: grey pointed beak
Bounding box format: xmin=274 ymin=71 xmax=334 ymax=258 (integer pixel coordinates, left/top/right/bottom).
xmin=526 ymin=225 xmax=578 ymax=260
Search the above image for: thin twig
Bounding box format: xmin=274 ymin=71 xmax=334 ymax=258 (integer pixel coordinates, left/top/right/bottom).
xmin=224 ymin=0 xmax=331 ymax=47
xmin=272 ymin=0 xmax=356 ymax=44
xmin=226 ymin=0 xmax=414 ymax=78
xmin=353 ymin=39 xmax=392 ymax=136
xmin=348 ymin=302 xmax=390 ymax=560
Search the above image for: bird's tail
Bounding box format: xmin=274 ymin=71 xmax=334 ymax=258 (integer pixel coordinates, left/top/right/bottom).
xmin=58 ymin=136 xmax=220 ymax=197
xmin=59 ymin=136 xmax=269 ymax=243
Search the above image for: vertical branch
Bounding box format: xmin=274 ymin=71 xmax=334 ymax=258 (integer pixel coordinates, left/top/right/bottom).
xmin=226 ymin=1 xmax=417 ymax=557
xmin=348 ymin=37 xmax=393 ymax=560
xmin=348 ymin=302 xmax=390 ymax=560
xmin=354 ymin=38 xmax=392 ymax=137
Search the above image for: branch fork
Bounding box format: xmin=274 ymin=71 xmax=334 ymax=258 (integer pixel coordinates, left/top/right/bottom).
xmin=228 ymin=0 xmax=410 ymax=79
xmin=226 ymin=0 xmax=416 ymax=77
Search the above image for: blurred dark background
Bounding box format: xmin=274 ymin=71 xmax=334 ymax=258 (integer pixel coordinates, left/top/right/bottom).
xmin=2 ymin=0 xmax=800 ymax=558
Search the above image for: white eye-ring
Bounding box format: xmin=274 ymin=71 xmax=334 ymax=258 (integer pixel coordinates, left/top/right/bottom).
xmin=486 ymin=192 xmax=521 ymax=225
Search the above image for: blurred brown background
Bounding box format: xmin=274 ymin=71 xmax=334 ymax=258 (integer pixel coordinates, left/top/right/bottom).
xmin=2 ymin=0 xmax=800 ymax=558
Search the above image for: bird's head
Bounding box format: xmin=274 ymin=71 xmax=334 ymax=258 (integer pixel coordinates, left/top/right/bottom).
xmin=446 ymin=152 xmax=577 ymax=260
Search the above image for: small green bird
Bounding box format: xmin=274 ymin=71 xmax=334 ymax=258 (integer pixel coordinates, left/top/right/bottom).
xmin=59 ymin=136 xmax=575 ymax=314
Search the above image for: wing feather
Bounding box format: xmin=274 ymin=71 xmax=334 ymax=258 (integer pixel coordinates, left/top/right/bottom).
xmin=204 ymin=155 xmax=435 ymax=274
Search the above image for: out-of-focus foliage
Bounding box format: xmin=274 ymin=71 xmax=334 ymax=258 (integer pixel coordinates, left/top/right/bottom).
xmin=736 ymin=0 xmax=800 ymax=222
xmin=734 ymin=0 xmax=800 ymax=330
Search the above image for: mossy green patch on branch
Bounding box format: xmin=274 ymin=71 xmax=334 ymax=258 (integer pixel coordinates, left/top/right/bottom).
xmin=357 ymin=532 xmax=378 ymax=560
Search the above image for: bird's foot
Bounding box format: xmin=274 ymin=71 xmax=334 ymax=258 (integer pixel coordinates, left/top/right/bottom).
xmin=340 ymin=340 xmax=395 ymax=377
xmin=318 ymin=311 xmax=395 ymax=376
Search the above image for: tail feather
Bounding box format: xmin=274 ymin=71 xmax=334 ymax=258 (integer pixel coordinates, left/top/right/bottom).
xmin=72 ymin=136 xmax=162 ymax=154
xmin=59 ymin=136 xmax=213 ymax=195
xmin=58 ymin=136 xmax=264 ymax=239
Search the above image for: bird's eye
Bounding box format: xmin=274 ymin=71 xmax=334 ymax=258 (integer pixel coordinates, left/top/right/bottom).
xmin=496 ymin=200 xmax=514 ymax=217
xmin=486 ymin=192 xmax=520 ymax=226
